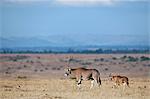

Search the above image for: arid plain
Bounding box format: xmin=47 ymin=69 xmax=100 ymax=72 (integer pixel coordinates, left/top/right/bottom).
xmin=0 ymin=54 xmax=150 ymax=99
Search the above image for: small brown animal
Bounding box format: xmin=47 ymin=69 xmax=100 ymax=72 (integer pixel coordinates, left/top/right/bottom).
xmin=109 ymin=73 xmax=129 ymax=88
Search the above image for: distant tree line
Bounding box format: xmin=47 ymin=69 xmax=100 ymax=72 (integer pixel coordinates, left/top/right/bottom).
xmin=0 ymin=49 xmax=52 ymax=54
xmin=0 ymin=48 xmax=149 ymax=54
xmin=66 ymin=48 xmax=150 ymax=54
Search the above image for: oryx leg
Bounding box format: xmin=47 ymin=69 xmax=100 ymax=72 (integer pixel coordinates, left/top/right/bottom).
xmin=95 ymin=77 xmax=100 ymax=87
xmin=77 ymin=79 xmax=82 ymax=88
xmin=76 ymin=76 xmax=82 ymax=88
xmin=90 ymin=80 xmax=94 ymax=89
xmin=93 ymin=76 xmax=100 ymax=87
xmin=90 ymin=77 xmax=99 ymax=88
xmin=113 ymin=82 xmax=117 ymax=88
xmin=122 ymin=82 xmax=128 ymax=90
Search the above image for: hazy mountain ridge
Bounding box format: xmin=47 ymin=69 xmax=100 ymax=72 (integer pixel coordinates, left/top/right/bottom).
xmin=0 ymin=35 xmax=149 ymax=49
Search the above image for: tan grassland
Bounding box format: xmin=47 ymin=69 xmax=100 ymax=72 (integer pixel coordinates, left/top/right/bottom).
xmin=0 ymin=54 xmax=150 ymax=99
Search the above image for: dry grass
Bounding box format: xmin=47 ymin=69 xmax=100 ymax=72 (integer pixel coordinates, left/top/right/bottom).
xmin=0 ymin=54 xmax=150 ymax=99
xmin=0 ymin=78 xmax=150 ymax=99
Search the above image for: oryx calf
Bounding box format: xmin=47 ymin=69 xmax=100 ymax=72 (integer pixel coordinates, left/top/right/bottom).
xmin=109 ymin=73 xmax=129 ymax=89
xmin=64 ymin=67 xmax=101 ymax=89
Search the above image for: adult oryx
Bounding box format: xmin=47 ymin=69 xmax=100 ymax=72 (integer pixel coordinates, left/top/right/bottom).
xmin=64 ymin=67 xmax=101 ymax=89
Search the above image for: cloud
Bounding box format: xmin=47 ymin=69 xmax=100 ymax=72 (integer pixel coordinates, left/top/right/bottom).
xmin=4 ymin=0 xmax=45 ymax=2
xmin=3 ymin=0 xmax=149 ymax=6
xmin=55 ymin=0 xmax=149 ymax=6
xmin=2 ymin=0 xmax=50 ymax=4
xmin=55 ymin=0 xmax=115 ymax=6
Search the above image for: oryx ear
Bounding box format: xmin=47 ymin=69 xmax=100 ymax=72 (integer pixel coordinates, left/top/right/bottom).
xmin=67 ymin=67 xmax=71 ymax=71
xmin=68 ymin=56 xmax=74 ymax=63
xmin=109 ymin=73 xmax=112 ymax=77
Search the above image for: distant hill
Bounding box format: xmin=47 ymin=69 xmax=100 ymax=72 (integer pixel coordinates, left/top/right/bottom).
xmin=0 ymin=36 xmax=85 ymax=48
xmin=0 ymin=35 xmax=149 ymax=49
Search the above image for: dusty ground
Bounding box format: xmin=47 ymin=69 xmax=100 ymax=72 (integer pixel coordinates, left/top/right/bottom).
xmin=0 ymin=54 xmax=150 ymax=99
xmin=0 ymin=78 xmax=150 ymax=99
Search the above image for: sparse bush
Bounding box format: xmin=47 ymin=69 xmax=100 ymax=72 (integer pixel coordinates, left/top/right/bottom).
xmin=140 ymin=56 xmax=150 ymax=61
xmin=59 ymin=66 xmax=63 ymax=68
xmin=7 ymin=67 xmax=11 ymax=70
xmin=139 ymin=68 xmax=143 ymax=71
xmin=52 ymin=67 xmax=56 ymax=70
xmin=112 ymin=57 xmax=117 ymax=60
xmin=26 ymin=60 xmax=34 ymax=63
xmin=59 ymin=59 xmax=65 ymax=62
xmin=118 ymin=62 xmax=122 ymax=64
xmin=93 ymin=58 xmax=106 ymax=62
xmin=104 ymin=68 xmax=108 ymax=71
xmin=80 ymin=62 xmax=92 ymax=65
xmin=40 ymin=69 xmax=43 ymax=72
xmin=34 ymin=69 xmax=38 ymax=72
xmin=45 ymin=67 xmax=48 ymax=70
xmin=51 ymin=67 xmax=61 ymax=70
xmin=132 ymin=65 xmax=136 ymax=67
xmin=23 ymin=65 xmax=27 ymax=68
xmin=104 ymin=60 xmax=109 ymax=62
xmin=36 ymin=61 xmax=41 ymax=63
xmin=57 ymin=68 xmax=61 ymax=70
xmin=94 ymin=58 xmax=101 ymax=62
xmin=123 ymin=66 xmax=126 ymax=68
xmin=121 ymin=55 xmax=127 ymax=60
xmin=147 ymin=64 xmax=150 ymax=67
xmin=123 ymin=55 xmax=127 ymax=59
xmin=5 ymin=71 xmax=10 ymax=74
xmin=17 ymin=76 xmax=27 ymax=79
xmin=37 ymin=56 xmax=40 ymax=59
xmin=13 ymin=59 xmax=17 ymax=62
xmin=17 ymin=67 xmax=22 ymax=70
xmin=2 ymin=85 xmax=13 ymax=88
xmin=8 ymin=55 xmax=29 ymax=62
xmin=126 ymin=56 xmax=138 ymax=62
xmin=69 ymin=58 xmax=81 ymax=63
xmin=54 ymin=96 xmax=62 ymax=99
xmin=143 ymin=64 xmax=150 ymax=67
xmin=100 ymin=58 xmax=104 ymax=61
xmin=26 ymin=60 xmax=30 ymax=63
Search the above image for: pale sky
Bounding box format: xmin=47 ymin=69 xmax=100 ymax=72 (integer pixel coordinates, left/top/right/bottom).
xmin=0 ymin=0 xmax=149 ymax=46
